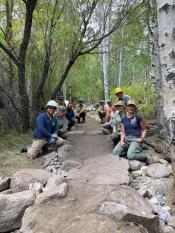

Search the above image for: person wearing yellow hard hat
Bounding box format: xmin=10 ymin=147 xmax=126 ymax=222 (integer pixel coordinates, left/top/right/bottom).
xmin=115 ymin=87 xmax=130 ymax=105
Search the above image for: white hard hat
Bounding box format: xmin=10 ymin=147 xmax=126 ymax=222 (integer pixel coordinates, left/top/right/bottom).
xmin=46 ymin=100 xmax=58 ymax=108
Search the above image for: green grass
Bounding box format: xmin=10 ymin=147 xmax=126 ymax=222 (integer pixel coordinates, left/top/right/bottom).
xmin=0 ymin=131 xmax=32 ymax=151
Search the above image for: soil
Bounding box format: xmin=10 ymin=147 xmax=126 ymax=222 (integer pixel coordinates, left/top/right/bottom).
xmin=0 ymin=115 xmax=112 ymax=176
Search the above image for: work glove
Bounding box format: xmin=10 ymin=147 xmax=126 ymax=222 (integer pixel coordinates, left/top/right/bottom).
xmin=48 ymin=137 xmax=56 ymax=144
xmin=51 ymin=133 xmax=58 ymax=139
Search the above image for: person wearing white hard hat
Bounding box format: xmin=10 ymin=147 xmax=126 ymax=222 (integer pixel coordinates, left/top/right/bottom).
xmin=21 ymin=100 xmax=64 ymax=159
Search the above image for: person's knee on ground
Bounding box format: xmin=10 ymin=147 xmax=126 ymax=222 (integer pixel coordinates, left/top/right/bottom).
xmin=127 ymin=141 xmax=146 ymax=161
xmin=56 ymin=137 xmax=64 ymax=146
xmin=27 ymin=139 xmax=47 ymax=159
xmin=110 ymin=133 xmax=120 ymax=146
xmin=113 ymin=141 xmax=126 ymax=156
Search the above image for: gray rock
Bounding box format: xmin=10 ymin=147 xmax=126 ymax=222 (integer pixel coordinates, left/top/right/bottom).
xmin=129 ymin=160 xmax=146 ymax=171
xmin=158 ymin=211 xmax=171 ymax=223
xmin=68 ymin=154 xmax=130 ymax=185
xmin=131 ymin=170 xmax=142 ymax=178
xmin=29 ymin=183 xmax=43 ymax=193
xmin=146 ymin=163 xmax=172 ymax=178
xmin=62 ymin=160 xmax=82 ymax=171
xmin=99 ymin=186 xmax=160 ymax=233
xmin=45 ymin=174 xmax=65 ymax=190
xmin=20 ymin=211 xmax=146 ymax=233
xmin=0 ymin=190 xmax=36 ymax=232
xmin=168 ymin=216 xmax=175 ymax=229
xmin=163 ymin=225 xmax=175 ymax=233
xmin=35 ymin=182 xmax=68 ymax=204
xmin=159 ymin=159 xmax=168 ymax=165
xmin=0 ymin=177 xmax=11 ymax=192
xmin=11 ymin=169 xmax=51 ymax=193
xmin=0 ymin=189 xmax=12 ymax=194
xmin=149 ymin=194 xmax=166 ymax=206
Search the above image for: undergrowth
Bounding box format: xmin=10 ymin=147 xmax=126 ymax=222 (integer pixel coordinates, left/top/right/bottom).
xmin=0 ymin=132 xmax=32 ymax=151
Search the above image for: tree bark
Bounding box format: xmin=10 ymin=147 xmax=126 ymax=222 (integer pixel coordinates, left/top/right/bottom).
xmin=52 ymin=53 xmax=78 ymax=98
xmin=17 ymin=0 xmax=37 ymax=131
xmin=156 ymin=0 xmax=175 ymax=138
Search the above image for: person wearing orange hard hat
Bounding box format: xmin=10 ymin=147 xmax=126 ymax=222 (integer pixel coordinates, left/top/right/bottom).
xmin=115 ymin=87 xmax=130 ymax=106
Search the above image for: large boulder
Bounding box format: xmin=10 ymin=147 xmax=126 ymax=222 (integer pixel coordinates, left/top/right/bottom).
xmin=11 ymin=169 xmax=51 ymax=193
xmin=0 ymin=190 xmax=36 ymax=232
xmin=146 ymin=163 xmax=172 ymax=178
xmin=99 ymin=186 xmax=160 ymax=233
xmin=68 ymin=154 xmax=130 ymax=185
xmin=35 ymin=182 xmax=68 ymax=204
xmin=44 ymin=174 xmax=65 ymax=190
xmin=61 ymin=213 xmax=146 ymax=233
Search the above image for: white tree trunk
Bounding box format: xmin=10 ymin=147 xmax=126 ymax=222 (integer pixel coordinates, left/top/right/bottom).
xmin=118 ymin=26 xmax=124 ymax=86
xmin=102 ymin=37 xmax=109 ymax=103
xmin=156 ymin=0 xmax=175 ymax=138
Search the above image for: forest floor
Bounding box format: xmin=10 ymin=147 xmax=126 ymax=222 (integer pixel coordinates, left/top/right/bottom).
xmin=0 ymin=115 xmax=113 ymax=176
xmin=1 ymin=114 xmax=175 ymax=232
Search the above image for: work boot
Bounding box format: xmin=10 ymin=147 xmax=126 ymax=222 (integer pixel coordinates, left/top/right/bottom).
xmin=20 ymin=147 xmax=27 ymax=153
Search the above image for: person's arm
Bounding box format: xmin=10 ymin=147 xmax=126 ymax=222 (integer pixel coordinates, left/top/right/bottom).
xmin=60 ymin=119 xmax=68 ymax=134
xmin=137 ymin=119 xmax=147 ymax=143
xmin=120 ymin=123 xmax=126 ymax=146
xmin=37 ymin=114 xmax=52 ymax=139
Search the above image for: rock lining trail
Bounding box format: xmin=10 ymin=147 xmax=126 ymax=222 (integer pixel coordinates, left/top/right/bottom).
xmin=1 ymin=115 xmax=175 ymax=233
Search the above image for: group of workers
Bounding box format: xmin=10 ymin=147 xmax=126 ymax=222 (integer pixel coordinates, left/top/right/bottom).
xmin=21 ymin=96 xmax=86 ymax=159
xmin=22 ymin=87 xmax=147 ymax=163
xmin=98 ymin=87 xmax=147 ymax=162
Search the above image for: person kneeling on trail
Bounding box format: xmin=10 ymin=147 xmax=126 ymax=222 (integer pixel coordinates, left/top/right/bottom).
xmin=66 ymin=102 xmax=76 ymax=130
xmin=75 ymin=98 xmax=86 ymax=123
xmin=110 ymin=101 xmax=125 ymax=146
xmin=22 ymin=100 xmax=64 ymax=159
xmin=98 ymin=100 xmax=107 ymax=124
xmin=55 ymin=105 xmax=68 ymax=139
xmin=113 ymin=100 xmax=147 ymax=161
xmin=115 ymin=87 xmax=130 ymax=106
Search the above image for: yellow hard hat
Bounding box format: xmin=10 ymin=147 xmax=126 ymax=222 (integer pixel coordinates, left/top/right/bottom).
xmin=115 ymin=87 xmax=123 ymax=94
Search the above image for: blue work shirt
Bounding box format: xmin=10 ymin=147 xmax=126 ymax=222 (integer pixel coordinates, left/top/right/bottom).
xmin=122 ymin=115 xmax=143 ymax=137
xmin=66 ymin=108 xmax=75 ymax=122
xmin=33 ymin=112 xmax=57 ymax=139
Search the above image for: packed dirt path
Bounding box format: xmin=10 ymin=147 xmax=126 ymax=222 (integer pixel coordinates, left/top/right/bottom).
xmin=68 ymin=115 xmax=113 ymax=161
xmin=20 ymin=115 xmax=152 ymax=233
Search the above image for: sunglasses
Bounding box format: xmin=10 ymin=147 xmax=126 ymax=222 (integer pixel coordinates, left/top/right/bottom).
xmin=48 ymin=106 xmax=57 ymax=110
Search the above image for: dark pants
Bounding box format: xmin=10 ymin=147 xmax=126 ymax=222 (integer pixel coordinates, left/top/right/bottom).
xmin=68 ymin=120 xmax=76 ymax=130
xmin=76 ymin=112 xmax=86 ymax=123
xmin=98 ymin=111 xmax=106 ymax=123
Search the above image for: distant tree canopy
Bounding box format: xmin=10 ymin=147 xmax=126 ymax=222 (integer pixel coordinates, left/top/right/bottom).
xmin=0 ymin=0 xmax=157 ymax=132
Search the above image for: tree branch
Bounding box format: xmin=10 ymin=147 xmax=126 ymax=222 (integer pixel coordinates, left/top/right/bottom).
xmin=0 ymin=42 xmax=19 ymax=66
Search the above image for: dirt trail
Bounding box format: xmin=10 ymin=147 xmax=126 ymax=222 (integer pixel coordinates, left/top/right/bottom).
xmin=68 ymin=115 xmax=113 ymax=161
xmin=20 ymin=115 xmax=146 ymax=233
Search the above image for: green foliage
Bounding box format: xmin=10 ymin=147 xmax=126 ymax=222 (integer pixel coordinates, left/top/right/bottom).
xmin=110 ymin=84 xmax=158 ymax=120
xmin=66 ymin=54 xmax=103 ymax=102
xmin=0 ymin=132 xmax=32 ymax=151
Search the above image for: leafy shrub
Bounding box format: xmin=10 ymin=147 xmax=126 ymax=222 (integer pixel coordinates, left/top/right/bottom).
xmin=110 ymin=83 xmax=158 ymax=120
